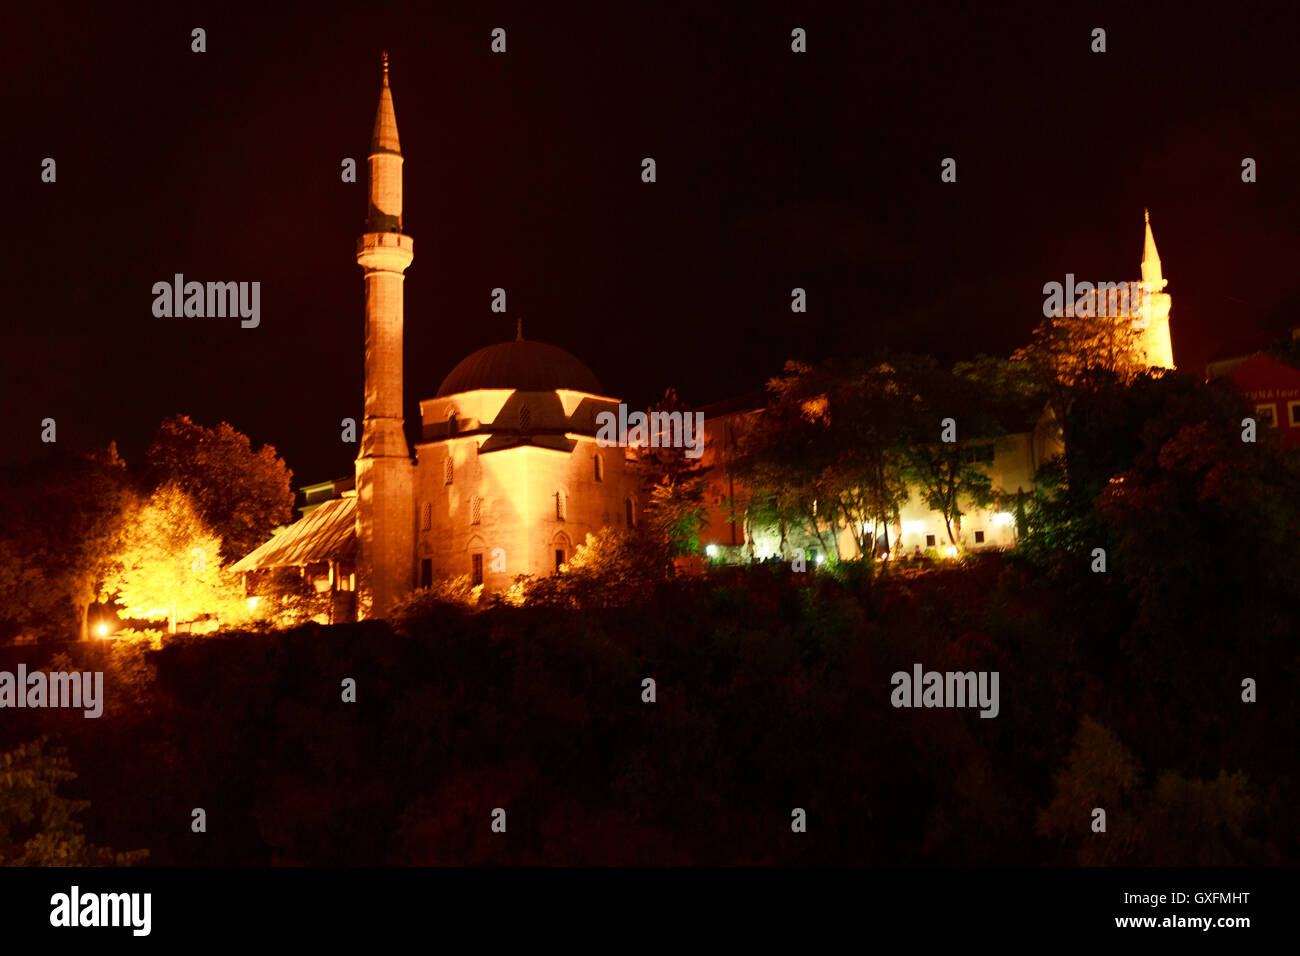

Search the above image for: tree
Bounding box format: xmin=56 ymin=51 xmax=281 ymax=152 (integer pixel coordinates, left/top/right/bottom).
xmin=0 ymin=737 xmax=147 ymax=865
xmin=630 ymin=389 xmax=711 ymax=559
xmin=144 ymin=416 xmax=294 ymax=564
xmin=522 ymin=528 xmax=668 ymax=608
xmin=105 ymin=483 xmax=245 ymax=633
xmin=1011 ymin=308 xmax=1160 ymax=495
xmin=1094 ymin=378 xmax=1300 ymax=676
xmin=0 ymin=446 xmax=133 ymax=642
xmin=1264 ymin=327 xmax=1300 ymax=370
xmin=733 ymin=359 xmax=913 ymax=561
xmin=1012 ymin=306 xmax=1149 ymax=398
xmin=896 ymin=359 xmax=999 ymax=547
xmin=1036 ymin=717 xmax=1143 ymax=865
xmin=731 ymin=363 xmax=832 ymax=558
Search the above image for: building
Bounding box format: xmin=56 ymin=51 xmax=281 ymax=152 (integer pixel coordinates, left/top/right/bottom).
xmin=234 ymin=55 xmax=641 ymax=619
xmin=1225 ymin=353 xmax=1300 ymax=447
xmin=696 ymin=396 xmax=1063 ymax=562
xmin=696 ymin=213 xmax=1172 ymax=562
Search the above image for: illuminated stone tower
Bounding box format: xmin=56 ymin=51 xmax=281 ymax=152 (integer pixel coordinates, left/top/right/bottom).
xmin=1137 ymin=209 xmax=1175 ymax=369
xmin=355 ymin=52 xmax=415 ymax=618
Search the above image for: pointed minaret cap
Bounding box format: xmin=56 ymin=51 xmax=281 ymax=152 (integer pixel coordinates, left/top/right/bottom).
xmin=1141 ymin=208 xmax=1165 ymax=289
xmin=371 ymin=51 xmax=401 ymax=155
xmin=516 ymin=317 xmax=524 ymax=341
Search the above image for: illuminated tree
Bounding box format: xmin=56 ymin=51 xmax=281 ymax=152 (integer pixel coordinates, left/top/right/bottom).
xmin=736 ymin=358 xmax=937 ymax=560
xmin=144 ymin=415 xmax=294 ymax=563
xmin=731 ymin=363 xmax=831 ymax=558
xmin=896 ymin=358 xmax=1000 ymax=547
xmin=105 ymin=483 xmax=244 ymax=633
xmin=631 ymin=389 xmax=710 ymax=559
xmin=523 ymin=528 xmax=667 ymax=608
xmin=1012 ymin=307 xmax=1148 ymax=395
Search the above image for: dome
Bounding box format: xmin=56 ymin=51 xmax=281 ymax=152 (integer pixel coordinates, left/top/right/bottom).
xmin=436 ymin=338 xmax=604 ymax=398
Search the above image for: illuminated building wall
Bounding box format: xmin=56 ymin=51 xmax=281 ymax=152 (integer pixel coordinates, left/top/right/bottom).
xmin=415 ymin=388 xmax=640 ymax=589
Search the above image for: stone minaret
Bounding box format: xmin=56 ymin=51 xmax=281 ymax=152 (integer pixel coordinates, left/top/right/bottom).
xmin=1137 ymin=209 xmax=1175 ymax=369
xmin=355 ymin=52 xmax=415 ymax=618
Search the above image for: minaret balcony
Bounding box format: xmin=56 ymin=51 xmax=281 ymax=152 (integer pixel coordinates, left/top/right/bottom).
xmin=356 ymin=232 xmax=414 ymax=272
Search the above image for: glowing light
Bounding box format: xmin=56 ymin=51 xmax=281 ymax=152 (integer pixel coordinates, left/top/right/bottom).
xmin=992 ymin=512 xmax=1014 ymax=527
xmin=247 ymin=596 xmax=261 ymax=610
xmin=705 ymin=545 xmax=719 ymax=558
xmin=815 ymin=553 xmax=825 ymax=565
xmin=943 ymin=545 xmax=959 ymax=558
xmin=96 ymin=624 xmax=109 ymax=637
xmin=902 ymin=521 xmax=925 ymax=534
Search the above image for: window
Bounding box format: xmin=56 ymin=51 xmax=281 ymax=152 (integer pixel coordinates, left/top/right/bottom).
xmin=471 ymin=496 xmax=482 ymax=525
xmin=594 ymin=454 xmax=603 ymax=482
xmin=925 ymin=534 xmax=936 ymax=547
xmin=1289 ymin=401 xmax=1300 ymax=427
xmin=555 ymin=490 xmax=567 ymax=521
xmin=420 ymin=558 xmax=432 ymax=588
xmin=555 ymin=549 xmax=566 ymax=571
xmin=519 ymin=406 xmax=532 ymax=432
xmin=422 ymin=502 xmax=432 ymax=531
xmin=471 ymin=553 xmax=483 ymax=586
xmin=448 ymin=411 xmax=458 ymax=434
xmin=444 ymin=457 xmax=454 ymax=485
xmin=974 ymin=530 xmax=985 ymax=544
xmin=1256 ymin=404 xmax=1278 ymax=427
xmin=625 ymin=497 xmax=635 ymax=528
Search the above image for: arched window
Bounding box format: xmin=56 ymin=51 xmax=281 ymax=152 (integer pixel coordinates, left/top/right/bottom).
xmin=555 ymin=490 xmax=567 ymax=521
xmin=553 ymin=532 xmax=572 ymax=572
xmin=421 ymin=502 xmax=432 ymax=531
xmin=448 ymin=410 xmax=458 ymax=434
xmin=625 ymin=496 xmax=636 ymax=528
xmin=471 ymin=496 xmax=482 ymax=525
xmin=593 ymin=453 xmax=603 ymax=482
xmin=444 ymin=457 xmax=454 ymax=485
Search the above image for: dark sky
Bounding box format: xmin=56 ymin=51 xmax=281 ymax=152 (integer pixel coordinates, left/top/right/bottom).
xmin=3 ymin=1 xmax=1299 ymax=487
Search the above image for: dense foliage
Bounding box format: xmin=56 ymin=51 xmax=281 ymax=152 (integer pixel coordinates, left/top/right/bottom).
xmin=1 ymin=353 xmax=1295 ymax=865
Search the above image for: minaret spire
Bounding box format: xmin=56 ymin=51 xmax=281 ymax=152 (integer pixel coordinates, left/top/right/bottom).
xmin=1141 ymin=208 xmax=1165 ymax=291
xmin=516 ymin=317 xmax=523 ymax=341
xmin=366 ymin=52 xmax=403 ymax=233
xmin=370 ymin=51 xmax=402 ymax=159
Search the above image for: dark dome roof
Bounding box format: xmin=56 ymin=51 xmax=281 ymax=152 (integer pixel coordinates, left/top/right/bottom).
xmin=436 ymin=338 xmax=604 ymax=398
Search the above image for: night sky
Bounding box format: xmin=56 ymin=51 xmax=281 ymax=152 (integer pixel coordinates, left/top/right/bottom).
xmin=4 ymin=1 xmax=1298 ymax=488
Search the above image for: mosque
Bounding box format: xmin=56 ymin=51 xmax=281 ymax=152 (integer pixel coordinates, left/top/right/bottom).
xmin=233 ymin=55 xmax=643 ymax=620
xmin=233 ymin=55 xmax=1177 ymax=620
